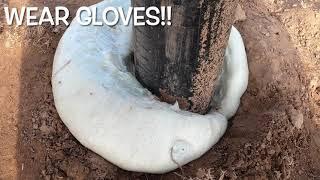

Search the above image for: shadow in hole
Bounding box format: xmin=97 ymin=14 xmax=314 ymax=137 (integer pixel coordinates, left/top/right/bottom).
xmin=16 ymin=0 xmax=319 ymax=179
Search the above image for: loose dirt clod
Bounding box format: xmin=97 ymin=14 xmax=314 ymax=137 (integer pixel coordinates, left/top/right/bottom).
xmin=234 ymin=4 xmax=247 ymax=22
xmin=288 ymin=107 xmax=304 ymax=129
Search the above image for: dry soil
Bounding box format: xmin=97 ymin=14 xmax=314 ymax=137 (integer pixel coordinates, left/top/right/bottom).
xmin=0 ymin=0 xmax=320 ymax=179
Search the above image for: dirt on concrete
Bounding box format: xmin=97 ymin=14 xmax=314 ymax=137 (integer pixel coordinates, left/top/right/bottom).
xmin=0 ymin=0 xmax=320 ymax=179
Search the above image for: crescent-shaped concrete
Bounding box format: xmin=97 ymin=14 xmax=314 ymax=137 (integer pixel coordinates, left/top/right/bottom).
xmin=52 ymin=0 xmax=248 ymax=174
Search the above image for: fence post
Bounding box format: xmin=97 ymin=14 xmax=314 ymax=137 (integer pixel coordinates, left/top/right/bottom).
xmin=132 ymin=0 xmax=238 ymax=114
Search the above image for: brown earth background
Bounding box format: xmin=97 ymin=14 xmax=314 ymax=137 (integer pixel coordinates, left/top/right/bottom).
xmin=0 ymin=0 xmax=320 ymax=179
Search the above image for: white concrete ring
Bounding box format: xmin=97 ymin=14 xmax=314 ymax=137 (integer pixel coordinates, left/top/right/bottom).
xmin=52 ymin=0 xmax=248 ymax=174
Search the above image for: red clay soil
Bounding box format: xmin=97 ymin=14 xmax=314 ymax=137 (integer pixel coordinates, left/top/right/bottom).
xmin=0 ymin=0 xmax=320 ymax=179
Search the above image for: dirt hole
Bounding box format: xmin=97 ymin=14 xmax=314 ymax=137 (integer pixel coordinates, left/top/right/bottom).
xmin=0 ymin=0 xmax=320 ymax=179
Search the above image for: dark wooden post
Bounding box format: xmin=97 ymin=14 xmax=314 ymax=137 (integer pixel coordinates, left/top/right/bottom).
xmin=132 ymin=0 xmax=238 ymax=114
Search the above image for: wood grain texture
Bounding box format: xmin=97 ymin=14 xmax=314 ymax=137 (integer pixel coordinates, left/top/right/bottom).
xmin=132 ymin=0 xmax=238 ymax=114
